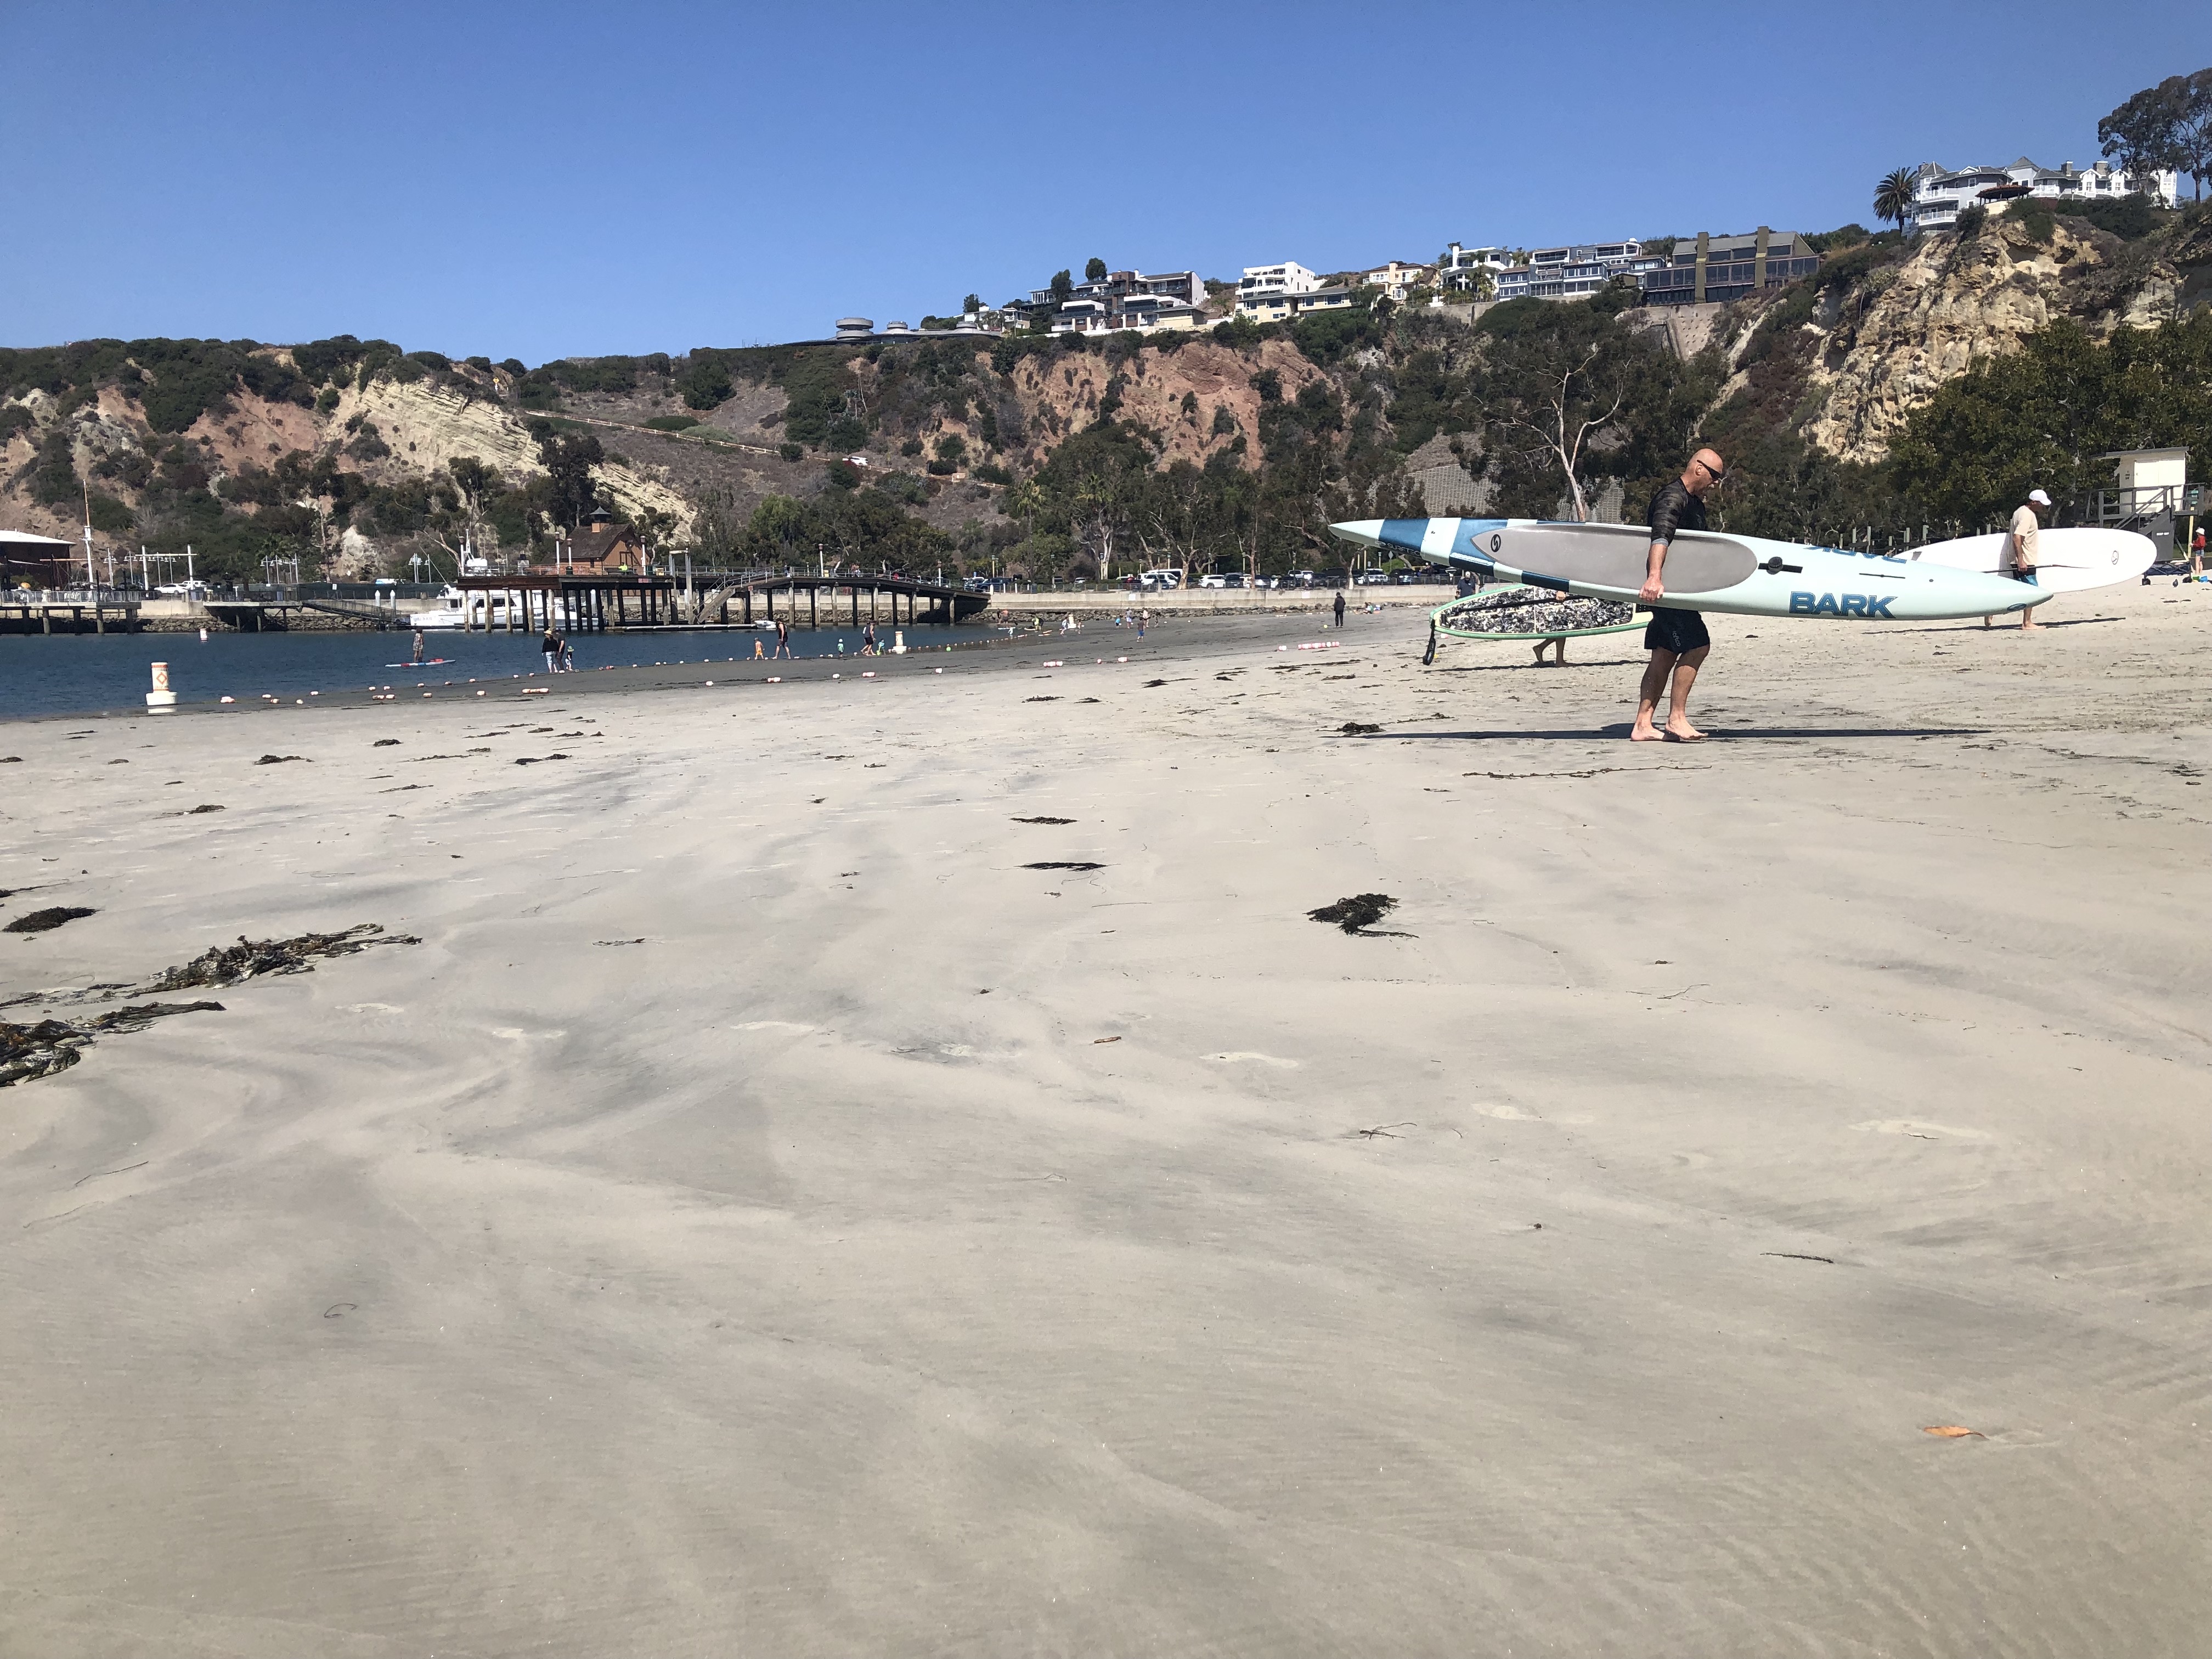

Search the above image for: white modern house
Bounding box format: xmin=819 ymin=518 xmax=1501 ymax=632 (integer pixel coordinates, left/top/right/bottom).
xmin=1237 ymin=261 xmax=1321 ymax=302
xmin=1006 ymin=268 xmax=1206 ymax=335
xmin=1438 ymin=244 xmax=1514 ymax=293
xmin=1905 ymin=157 xmax=2180 ymax=232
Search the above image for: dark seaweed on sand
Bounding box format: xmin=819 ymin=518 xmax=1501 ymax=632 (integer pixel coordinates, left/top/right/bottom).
xmin=1 ymin=1001 xmax=223 ymax=1088
xmin=1338 ymin=722 xmax=1382 ymax=736
xmin=1024 ymin=861 xmax=1103 ymax=872
xmin=5 ymin=907 xmax=97 ymax=935
xmin=1308 ymin=894 xmax=1407 ymax=936
xmin=149 ymin=923 xmax=419 ymax=990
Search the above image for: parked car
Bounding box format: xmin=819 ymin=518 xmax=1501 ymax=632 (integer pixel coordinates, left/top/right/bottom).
xmin=1356 ymin=571 xmax=1391 ymax=585
xmin=1135 ymin=568 xmax=1183 ymax=590
xmin=1199 ymin=573 xmax=1228 ymax=589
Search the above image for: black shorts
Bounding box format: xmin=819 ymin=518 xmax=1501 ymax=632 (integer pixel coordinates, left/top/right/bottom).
xmin=1643 ymin=607 xmax=1710 ymax=654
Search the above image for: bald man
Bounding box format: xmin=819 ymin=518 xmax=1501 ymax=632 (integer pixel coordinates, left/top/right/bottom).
xmin=1630 ymin=447 xmax=1725 ymax=742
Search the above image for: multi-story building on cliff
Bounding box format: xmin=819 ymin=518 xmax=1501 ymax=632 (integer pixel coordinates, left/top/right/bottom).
xmin=1237 ymin=261 xmax=1322 ymax=301
xmin=1359 ymin=261 xmax=1434 ymax=301
xmin=1638 ymin=229 xmax=1819 ymax=306
xmin=1905 ymin=157 xmax=2180 ymax=232
xmin=1496 ymin=240 xmax=1664 ymax=302
xmin=1440 ymin=245 xmax=1513 ymax=294
xmin=1006 ymin=269 xmax=1206 ymax=335
xmin=1234 ymin=286 xmax=1358 ymax=324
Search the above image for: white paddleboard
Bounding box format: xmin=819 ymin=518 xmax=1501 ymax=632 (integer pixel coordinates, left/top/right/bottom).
xmin=1906 ymin=526 xmax=2153 ymax=593
xmin=1329 ymin=518 xmax=2043 ymax=622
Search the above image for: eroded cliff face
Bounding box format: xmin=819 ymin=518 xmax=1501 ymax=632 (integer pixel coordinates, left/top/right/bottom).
xmin=1803 ymin=215 xmax=2197 ymax=464
xmin=0 ymin=359 xmax=690 ymax=567
xmin=991 ymin=337 xmax=1321 ymax=470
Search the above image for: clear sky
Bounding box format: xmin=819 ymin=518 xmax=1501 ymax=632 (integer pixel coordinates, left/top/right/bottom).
xmin=4 ymin=0 xmax=2203 ymax=363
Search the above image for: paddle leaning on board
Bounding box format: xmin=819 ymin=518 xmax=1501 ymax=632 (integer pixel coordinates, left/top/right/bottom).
xmin=1328 ymin=518 xmax=2153 ymax=621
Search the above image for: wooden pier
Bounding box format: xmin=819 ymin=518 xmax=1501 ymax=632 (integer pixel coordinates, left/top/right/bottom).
xmin=454 ymin=573 xmax=988 ymax=631
xmin=0 ymin=594 xmax=141 ymax=634
xmin=729 ymin=574 xmax=988 ymax=629
xmin=455 ymin=575 xmax=675 ymax=633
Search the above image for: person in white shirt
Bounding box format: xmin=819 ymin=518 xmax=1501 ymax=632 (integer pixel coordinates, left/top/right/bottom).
xmin=1985 ymin=488 xmax=2049 ymax=631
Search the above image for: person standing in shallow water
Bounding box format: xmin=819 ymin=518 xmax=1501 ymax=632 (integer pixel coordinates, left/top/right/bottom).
xmin=1629 ymin=447 xmax=1725 ymax=743
xmin=541 ymin=625 xmax=563 ymax=673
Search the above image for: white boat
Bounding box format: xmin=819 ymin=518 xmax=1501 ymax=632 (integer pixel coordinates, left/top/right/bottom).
xmin=408 ymin=585 xmax=515 ymax=630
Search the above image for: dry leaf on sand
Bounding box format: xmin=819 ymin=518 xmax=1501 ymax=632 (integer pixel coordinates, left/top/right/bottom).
xmin=1922 ymin=1425 xmax=1985 ymax=1438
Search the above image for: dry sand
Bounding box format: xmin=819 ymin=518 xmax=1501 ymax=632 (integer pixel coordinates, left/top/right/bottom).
xmin=3 ymin=584 xmax=2209 ymax=1656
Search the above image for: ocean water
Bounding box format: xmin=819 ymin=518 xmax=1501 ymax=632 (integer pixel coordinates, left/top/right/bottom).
xmin=0 ymin=623 xmax=1011 ymax=719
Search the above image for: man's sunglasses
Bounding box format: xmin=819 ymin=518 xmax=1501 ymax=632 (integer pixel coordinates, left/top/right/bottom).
xmin=1697 ymin=458 xmax=1726 ymax=482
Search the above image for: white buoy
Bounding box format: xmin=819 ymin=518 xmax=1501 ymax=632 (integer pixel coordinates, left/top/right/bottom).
xmin=146 ymin=661 xmax=177 ymax=713
xmin=891 ymin=630 xmax=907 ymax=654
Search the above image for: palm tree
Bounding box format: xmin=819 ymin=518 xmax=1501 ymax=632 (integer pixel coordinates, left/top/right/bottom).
xmin=1874 ymin=166 xmax=1920 ymax=236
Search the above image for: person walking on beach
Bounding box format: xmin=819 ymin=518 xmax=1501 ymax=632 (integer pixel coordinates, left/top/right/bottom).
xmin=1985 ymin=488 xmax=2049 ymax=631
xmin=2189 ymin=524 xmax=2203 ymax=578
xmin=1137 ymin=608 xmax=1147 ymax=640
xmin=1333 ymin=589 xmax=1347 ymax=628
xmin=1629 ymin=446 xmax=1725 ymax=742
xmin=774 ymin=618 xmax=793 ymax=659
xmin=541 ymin=625 xmax=564 ymax=673
xmin=862 ymin=620 xmax=877 ymax=657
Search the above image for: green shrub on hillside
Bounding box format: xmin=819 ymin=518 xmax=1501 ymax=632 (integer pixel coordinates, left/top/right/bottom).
xmin=645 ymin=414 xmax=699 ymax=431
xmin=29 ymin=430 xmax=78 ymax=506
xmin=1292 ymin=301 xmax=1386 ymax=367
xmin=1892 ymin=311 xmax=2212 ymax=523
xmin=2012 ymin=199 xmax=2056 ymax=244
xmin=679 ymin=352 xmax=735 ymax=409
xmin=2063 ymin=193 xmax=2163 ymax=241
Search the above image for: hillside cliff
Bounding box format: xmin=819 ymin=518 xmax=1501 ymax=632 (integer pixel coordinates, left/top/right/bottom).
xmin=6 ymin=206 xmax=2207 ymax=583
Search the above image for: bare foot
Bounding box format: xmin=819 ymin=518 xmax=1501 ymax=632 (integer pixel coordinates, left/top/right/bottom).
xmin=1629 ymin=725 xmax=1664 ymax=741
xmin=1664 ymin=723 xmax=1706 ymax=742
xmin=2020 ymin=620 xmax=2041 ymax=631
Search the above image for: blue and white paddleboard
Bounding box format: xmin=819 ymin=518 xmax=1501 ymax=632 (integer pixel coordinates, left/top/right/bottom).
xmin=1330 ymin=518 xmax=2044 ymax=622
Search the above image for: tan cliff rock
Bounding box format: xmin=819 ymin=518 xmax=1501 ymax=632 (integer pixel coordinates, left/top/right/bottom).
xmin=1803 ymin=215 xmax=2194 ymax=464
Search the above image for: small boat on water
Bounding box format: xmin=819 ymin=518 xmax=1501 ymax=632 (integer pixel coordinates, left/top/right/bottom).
xmin=408 ymin=585 xmax=516 ymax=631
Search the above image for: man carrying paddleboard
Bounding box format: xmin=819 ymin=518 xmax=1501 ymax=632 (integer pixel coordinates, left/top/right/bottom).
xmin=1985 ymin=488 xmax=2050 ymax=631
xmin=1630 ymin=447 xmax=1725 ymax=742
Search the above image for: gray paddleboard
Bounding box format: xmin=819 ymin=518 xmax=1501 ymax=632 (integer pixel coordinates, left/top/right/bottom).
xmin=1498 ymin=522 xmax=1757 ymax=595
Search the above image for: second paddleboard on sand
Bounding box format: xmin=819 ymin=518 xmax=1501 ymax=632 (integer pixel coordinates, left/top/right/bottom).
xmin=1331 ymin=518 xmax=2043 ymax=622
xmin=1906 ymin=526 xmax=2154 ymax=593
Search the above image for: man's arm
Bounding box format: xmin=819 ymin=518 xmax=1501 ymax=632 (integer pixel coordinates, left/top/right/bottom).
xmin=1641 ymin=486 xmax=1681 ymax=602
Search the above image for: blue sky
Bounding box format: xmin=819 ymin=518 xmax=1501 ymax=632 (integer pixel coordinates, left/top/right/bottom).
xmin=4 ymin=1 xmax=2202 ymax=363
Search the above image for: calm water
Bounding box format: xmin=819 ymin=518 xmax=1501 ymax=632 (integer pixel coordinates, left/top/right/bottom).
xmin=0 ymin=624 xmax=1009 ymax=719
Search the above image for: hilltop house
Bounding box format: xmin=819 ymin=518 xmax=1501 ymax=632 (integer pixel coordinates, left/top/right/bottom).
xmin=1359 ymin=260 xmax=1434 ymax=301
xmin=1639 ymin=229 xmax=1819 ymax=306
xmin=1235 ymin=286 xmax=1358 ymax=323
xmin=1905 ymin=157 xmax=2179 ymax=233
xmin=1494 ymin=240 xmax=1663 ymax=302
xmin=1438 ymin=245 xmax=1513 ymax=293
xmin=1237 ymin=261 xmax=1322 ymax=302
xmin=1005 ymin=268 xmax=1206 ymax=335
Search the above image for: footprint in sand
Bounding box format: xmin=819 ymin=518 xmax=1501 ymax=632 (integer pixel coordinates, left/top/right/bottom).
xmin=1474 ymin=1103 xmax=1593 ymax=1125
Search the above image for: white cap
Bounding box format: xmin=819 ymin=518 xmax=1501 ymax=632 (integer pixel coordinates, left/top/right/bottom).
xmin=2028 ymin=488 xmax=2052 ymax=506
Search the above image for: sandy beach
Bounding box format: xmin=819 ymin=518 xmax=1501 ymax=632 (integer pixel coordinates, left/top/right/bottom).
xmin=4 ymin=582 xmax=2209 ymax=1656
